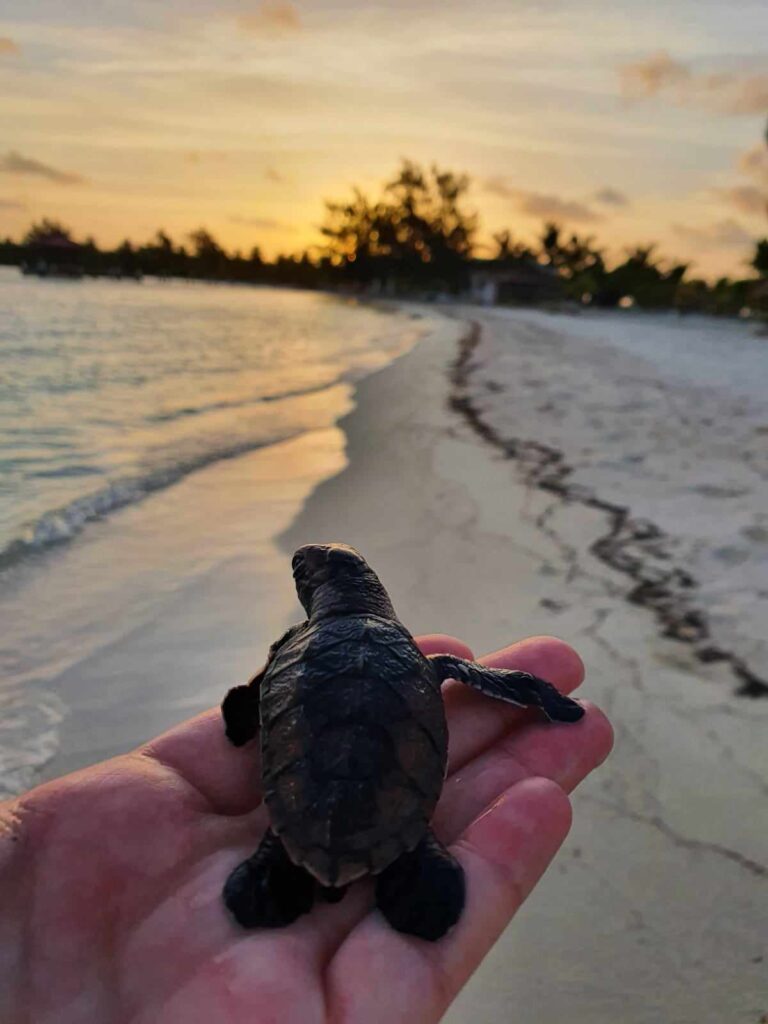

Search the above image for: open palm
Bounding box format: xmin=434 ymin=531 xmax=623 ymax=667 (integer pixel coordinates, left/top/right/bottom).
xmin=0 ymin=634 xmax=612 ymax=1024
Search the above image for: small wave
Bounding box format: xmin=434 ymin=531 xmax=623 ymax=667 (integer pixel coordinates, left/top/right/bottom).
xmin=146 ymin=378 xmax=343 ymax=424
xmin=0 ymin=688 xmax=66 ymax=799
xmin=30 ymin=464 xmax=103 ymax=479
xmin=0 ymin=424 xmax=308 ymax=573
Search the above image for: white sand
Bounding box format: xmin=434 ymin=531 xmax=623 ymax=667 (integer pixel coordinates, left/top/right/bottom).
xmin=19 ymin=306 xmax=768 ymax=1021
xmin=459 ymin=306 xmax=768 ymax=691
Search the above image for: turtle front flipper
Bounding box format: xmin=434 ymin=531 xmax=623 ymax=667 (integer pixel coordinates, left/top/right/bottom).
xmin=221 ymin=684 xmax=260 ymax=746
xmin=429 ymin=654 xmax=584 ymax=723
xmin=223 ymin=828 xmax=315 ymax=928
xmin=375 ymin=830 xmax=465 ymax=941
xmin=222 ymin=621 xmax=307 ymax=745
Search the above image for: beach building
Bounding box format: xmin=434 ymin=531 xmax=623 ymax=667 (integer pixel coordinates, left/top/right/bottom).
xmin=468 ymin=258 xmax=563 ymax=305
xmin=21 ymin=229 xmax=85 ymax=279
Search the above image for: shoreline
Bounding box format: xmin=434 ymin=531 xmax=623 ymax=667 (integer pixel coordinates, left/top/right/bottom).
xmin=1 ymin=294 xmax=434 ymax=796
xmin=449 ymin=318 xmax=768 ymax=699
xmin=21 ymin=426 xmax=348 ymax=789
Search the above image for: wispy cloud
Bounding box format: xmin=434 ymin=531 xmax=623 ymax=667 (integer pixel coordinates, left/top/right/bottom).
xmin=265 ymin=166 xmax=287 ymax=183
xmin=229 ymin=215 xmax=291 ymax=231
xmin=619 ymin=52 xmax=689 ymax=98
xmin=237 ymin=2 xmax=301 ymax=37
xmin=619 ymin=51 xmax=768 ymax=116
xmin=485 ymin=179 xmax=602 ymax=223
xmin=0 ymin=37 xmax=19 ymax=57
xmin=737 ymin=143 xmax=768 ymax=186
xmin=594 ymin=187 xmax=630 ymax=207
xmin=672 ymin=218 xmax=754 ymax=250
xmin=712 ymin=185 xmax=765 ymax=217
xmin=721 ymin=77 xmax=768 ymax=117
xmin=0 ymin=197 xmax=25 ymax=209
xmin=185 ymin=150 xmax=231 ymax=165
xmin=0 ymin=151 xmax=86 ymax=185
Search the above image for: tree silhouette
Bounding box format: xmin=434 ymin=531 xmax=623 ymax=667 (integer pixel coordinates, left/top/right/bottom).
xmin=594 ymin=246 xmax=688 ymax=308
xmin=492 ymin=230 xmax=534 ymax=262
xmin=321 ymin=160 xmax=477 ymax=290
xmin=537 ymin=223 xmax=606 ymax=301
xmin=22 ymin=219 xmax=75 ymax=246
xmin=752 ymin=239 xmax=768 ymax=277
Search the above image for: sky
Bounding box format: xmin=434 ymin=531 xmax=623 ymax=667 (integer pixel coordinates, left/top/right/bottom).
xmin=0 ymin=0 xmax=766 ymax=277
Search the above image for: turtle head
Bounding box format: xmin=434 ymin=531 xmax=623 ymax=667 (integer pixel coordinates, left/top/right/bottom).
xmin=291 ymin=543 xmax=395 ymax=619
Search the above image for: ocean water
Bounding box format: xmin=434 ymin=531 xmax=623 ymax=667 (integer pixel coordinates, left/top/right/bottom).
xmin=0 ymin=268 xmax=421 ymax=567
xmin=0 ymin=268 xmax=426 ymax=794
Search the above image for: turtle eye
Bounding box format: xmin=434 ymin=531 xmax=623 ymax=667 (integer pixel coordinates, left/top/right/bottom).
xmin=291 ymin=553 xmax=304 ymax=570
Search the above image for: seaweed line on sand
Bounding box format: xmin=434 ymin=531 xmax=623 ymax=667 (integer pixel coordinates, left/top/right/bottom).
xmin=448 ymin=319 xmax=768 ymax=700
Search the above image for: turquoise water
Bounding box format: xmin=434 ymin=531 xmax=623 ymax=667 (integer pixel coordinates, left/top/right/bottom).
xmin=0 ymin=268 xmax=416 ymax=569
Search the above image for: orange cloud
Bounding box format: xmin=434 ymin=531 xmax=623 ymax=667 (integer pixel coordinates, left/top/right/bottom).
xmin=0 ymin=150 xmax=86 ymax=185
xmin=713 ymin=185 xmax=765 ymax=217
xmin=594 ymin=187 xmax=630 ymax=207
xmin=0 ymin=37 xmax=19 ymax=56
xmin=619 ymin=51 xmax=689 ymax=98
xmin=229 ymin=214 xmax=292 ymax=230
xmin=237 ymin=2 xmax=301 ymax=37
xmin=672 ymin=219 xmax=754 ymax=249
xmin=619 ymin=52 xmax=768 ymax=116
xmin=485 ymin=179 xmax=602 ymax=223
xmin=737 ymin=143 xmax=768 ymax=186
xmin=716 ymin=75 xmax=768 ymax=116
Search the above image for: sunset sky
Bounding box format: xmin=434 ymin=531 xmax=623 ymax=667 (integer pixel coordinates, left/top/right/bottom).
xmin=1 ymin=0 xmax=766 ymax=277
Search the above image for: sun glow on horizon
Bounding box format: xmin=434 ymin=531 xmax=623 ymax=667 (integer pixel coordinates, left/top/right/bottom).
xmin=0 ymin=0 xmax=766 ymax=277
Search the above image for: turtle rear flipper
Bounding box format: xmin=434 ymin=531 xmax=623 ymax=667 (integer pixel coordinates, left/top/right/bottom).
xmin=375 ymin=829 xmax=464 ymax=941
xmin=223 ymin=828 xmax=315 ymax=928
xmin=429 ymin=654 xmax=584 ymax=723
xmin=318 ymin=884 xmax=348 ymax=904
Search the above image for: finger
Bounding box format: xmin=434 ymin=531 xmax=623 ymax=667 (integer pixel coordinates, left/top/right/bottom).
xmin=434 ymin=700 xmax=613 ymax=840
xmin=141 ymin=708 xmax=263 ymax=815
xmin=444 ymin=635 xmax=585 ymax=774
xmin=326 ymin=777 xmax=572 ymax=1024
xmin=141 ymin=634 xmax=473 ymax=815
xmin=416 ymin=633 xmax=474 ymax=660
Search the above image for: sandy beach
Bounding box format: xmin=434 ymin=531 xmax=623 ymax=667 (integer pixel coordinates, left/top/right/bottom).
xmin=10 ymin=304 xmax=768 ymax=1021
xmin=285 ymin=307 xmax=768 ymax=1023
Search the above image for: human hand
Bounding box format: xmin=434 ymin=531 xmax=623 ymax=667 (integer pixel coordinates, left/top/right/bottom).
xmin=0 ymin=634 xmax=612 ymax=1024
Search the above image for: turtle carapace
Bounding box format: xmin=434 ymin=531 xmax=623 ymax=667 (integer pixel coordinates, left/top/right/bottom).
xmin=221 ymin=543 xmax=584 ymax=941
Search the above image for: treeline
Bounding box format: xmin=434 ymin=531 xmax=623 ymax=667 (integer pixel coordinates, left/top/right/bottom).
xmin=1 ymin=159 xmax=766 ymax=315
xmin=0 ymin=222 xmax=322 ymax=289
xmin=533 ymin=225 xmax=766 ymax=315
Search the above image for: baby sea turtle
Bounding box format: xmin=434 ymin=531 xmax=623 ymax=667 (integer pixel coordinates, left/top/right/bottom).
xmin=222 ymin=542 xmax=584 ymax=941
